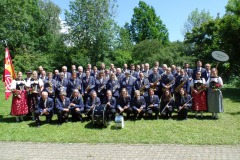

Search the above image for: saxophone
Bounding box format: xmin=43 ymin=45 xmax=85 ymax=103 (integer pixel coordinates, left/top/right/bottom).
xmin=151 ymin=77 xmax=162 ymax=90
xmin=175 ymin=80 xmax=186 ymax=92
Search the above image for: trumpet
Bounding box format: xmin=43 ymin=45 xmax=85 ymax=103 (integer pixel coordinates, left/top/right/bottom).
xmin=175 ymin=80 xmax=186 ymax=92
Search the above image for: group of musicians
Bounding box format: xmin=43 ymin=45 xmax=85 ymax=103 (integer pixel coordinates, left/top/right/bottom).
xmin=10 ymin=61 xmax=224 ymax=127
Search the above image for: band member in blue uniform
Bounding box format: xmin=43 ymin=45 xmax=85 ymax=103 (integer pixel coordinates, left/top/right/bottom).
xmin=82 ymin=70 xmax=95 ymax=104
xmin=143 ymin=63 xmax=153 ymax=78
xmin=56 ymin=72 xmax=69 ymax=98
xmin=106 ymin=73 xmax=120 ymax=99
xmin=149 ymin=67 xmax=162 ymax=97
xmin=161 ymin=67 xmax=175 ymax=94
xmin=131 ymin=90 xmax=146 ymax=120
xmin=192 ymin=60 xmax=206 ymax=80
xmin=95 ymin=71 xmax=107 ymax=102
xmin=120 ymin=71 xmax=135 ymax=97
xmin=44 ymin=72 xmax=57 ymax=100
xmin=134 ymin=72 xmax=150 ymax=98
xmin=145 ymin=88 xmax=160 ymax=119
xmin=67 ymin=72 xmax=82 ymax=97
xmin=62 ymin=66 xmax=72 ymax=80
xmin=102 ymin=90 xmax=117 ymax=121
xmin=116 ymin=88 xmax=132 ymax=119
xmin=176 ymin=88 xmax=192 ymax=120
xmin=115 ymin=68 xmax=125 ymax=82
xmin=77 ymin=66 xmax=86 ymax=81
xmin=174 ymin=69 xmax=190 ymax=107
xmin=160 ymin=89 xmax=175 ymax=119
xmin=184 ymin=63 xmax=193 ymax=82
xmin=85 ymin=91 xmax=101 ymax=119
xmin=34 ymin=91 xmax=54 ymax=127
xmin=56 ymin=91 xmax=71 ymax=124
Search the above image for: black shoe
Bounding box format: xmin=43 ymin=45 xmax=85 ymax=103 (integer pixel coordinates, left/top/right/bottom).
xmin=36 ymin=123 xmax=41 ymax=128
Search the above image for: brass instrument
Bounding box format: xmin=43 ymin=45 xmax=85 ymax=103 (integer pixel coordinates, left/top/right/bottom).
xmin=175 ymin=80 xmax=186 ymax=92
xmin=151 ymin=77 xmax=162 ymax=90
xmin=112 ymin=83 xmax=119 ymax=93
xmin=98 ymin=84 xmax=106 ymax=93
xmin=85 ymin=85 xmax=90 ymax=94
xmin=162 ymin=79 xmax=175 ymax=91
xmin=48 ymin=80 xmax=53 ymax=94
xmin=140 ymin=83 xmax=147 ymax=95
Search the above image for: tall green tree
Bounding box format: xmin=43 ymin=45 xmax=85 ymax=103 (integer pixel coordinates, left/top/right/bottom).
xmin=128 ymin=1 xmax=169 ymax=44
xmin=65 ymin=0 xmax=118 ymax=65
xmin=183 ymin=8 xmax=213 ymax=35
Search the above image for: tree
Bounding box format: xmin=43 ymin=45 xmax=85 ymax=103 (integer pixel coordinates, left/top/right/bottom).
xmin=65 ymin=0 xmax=118 ymax=65
xmin=183 ymin=8 xmax=213 ymax=35
xmin=0 ymin=0 xmax=62 ymax=74
xmin=128 ymin=1 xmax=169 ymax=44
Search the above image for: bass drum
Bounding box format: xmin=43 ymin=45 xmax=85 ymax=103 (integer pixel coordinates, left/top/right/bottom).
xmin=92 ymin=105 xmax=106 ymax=126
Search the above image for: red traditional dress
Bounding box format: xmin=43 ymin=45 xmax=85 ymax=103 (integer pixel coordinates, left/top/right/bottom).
xmin=190 ymin=78 xmax=207 ymax=111
xmin=10 ymin=79 xmax=29 ymax=116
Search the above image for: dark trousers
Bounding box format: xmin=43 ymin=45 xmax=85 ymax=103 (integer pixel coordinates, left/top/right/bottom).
xmin=105 ymin=108 xmax=116 ymax=121
xmin=133 ymin=108 xmax=146 ymax=118
xmin=178 ymin=107 xmax=189 ymax=120
xmin=57 ymin=110 xmax=70 ymax=124
xmin=146 ymin=107 xmax=160 ymax=119
xmin=160 ymin=106 xmax=173 ymax=118
xmin=34 ymin=110 xmax=53 ymax=125
xmin=116 ymin=107 xmax=133 ymax=117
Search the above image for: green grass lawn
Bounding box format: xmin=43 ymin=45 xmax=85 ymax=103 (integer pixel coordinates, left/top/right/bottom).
xmin=0 ymin=82 xmax=240 ymax=144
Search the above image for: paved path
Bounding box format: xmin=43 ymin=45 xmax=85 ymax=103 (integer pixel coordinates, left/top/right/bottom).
xmin=0 ymin=142 xmax=239 ymax=160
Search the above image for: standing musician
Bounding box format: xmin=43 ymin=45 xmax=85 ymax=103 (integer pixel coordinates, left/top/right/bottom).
xmin=120 ymin=71 xmax=135 ymax=97
xmin=145 ymin=88 xmax=160 ymax=119
xmin=176 ymin=88 xmax=192 ymax=120
xmin=82 ymin=70 xmax=95 ymax=104
xmin=115 ymin=68 xmax=125 ymax=82
xmin=56 ymin=72 xmax=69 ymax=98
xmin=77 ymin=66 xmax=86 ymax=81
xmin=85 ymin=91 xmax=101 ymax=119
xmin=184 ymin=63 xmax=193 ymax=82
xmin=95 ymin=71 xmax=108 ymax=102
xmin=160 ymin=89 xmax=175 ymax=119
xmin=148 ymin=67 xmax=162 ymax=97
xmin=161 ymin=67 xmax=175 ymax=94
xmin=44 ymin=72 xmax=57 ymax=101
xmin=116 ymin=88 xmax=132 ymax=119
xmin=131 ymin=90 xmax=146 ymax=120
xmin=10 ymin=71 xmax=29 ymax=122
xmin=174 ymin=69 xmax=190 ymax=106
xmin=190 ymin=71 xmax=207 ymax=118
xmin=26 ymin=71 xmax=44 ymax=120
xmin=143 ymin=63 xmax=153 ymax=78
xmin=102 ymin=90 xmax=117 ymax=121
xmin=67 ymin=71 xmax=82 ymax=97
xmin=192 ymin=60 xmax=206 ymax=80
xmin=34 ymin=91 xmax=54 ymax=127
xmin=106 ymin=73 xmax=120 ymax=99
xmin=134 ymin=72 xmax=150 ymax=98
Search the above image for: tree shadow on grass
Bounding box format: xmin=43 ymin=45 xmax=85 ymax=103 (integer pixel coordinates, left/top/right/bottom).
xmin=222 ymin=88 xmax=240 ymax=102
xmin=225 ymin=111 xmax=240 ymax=116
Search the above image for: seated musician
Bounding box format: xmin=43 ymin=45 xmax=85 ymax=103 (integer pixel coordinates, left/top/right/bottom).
xmin=131 ymin=90 xmax=146 ymax=120
xmin=56 ymin=90 xmax=84 ymax=124
xmin=145 ymin=88 xmax=160 ymax=119
xmin=102 ymin=90 xmax=117 ymax=121
xmin=176 ymin=88 xmax=192 ymax=120
xmin=85 ymin=91 xmax=101 ymax=119
xmin=34 ymin=91 xmax=54 ymax=127
xmin=116 ymin=88 xmax=132 ymax=119
xmin=160 ymin=89 xmax=175 ymax=119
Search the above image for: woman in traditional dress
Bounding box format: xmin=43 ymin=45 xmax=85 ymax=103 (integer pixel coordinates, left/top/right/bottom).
xmin=10 ymin=71 xmax=29 ymax=122
xmin=207 ymin=68 xmax=223 ymax=119
xmin=26 ymin=70 xmax=44 ymax=120
xmin=190 ymin=71 xmax=207 ymax=118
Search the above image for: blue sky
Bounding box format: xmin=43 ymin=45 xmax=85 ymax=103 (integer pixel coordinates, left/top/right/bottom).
xmin=52 ymin=0 xmax=228 ymax=42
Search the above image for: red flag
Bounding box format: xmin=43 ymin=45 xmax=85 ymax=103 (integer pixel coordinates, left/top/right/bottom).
xmin=2 ymin=48 xmax=16 ymax=100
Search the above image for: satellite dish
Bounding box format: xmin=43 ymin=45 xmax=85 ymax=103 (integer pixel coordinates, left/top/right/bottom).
xmin=212 ymin=51 xmax=229 ymax=62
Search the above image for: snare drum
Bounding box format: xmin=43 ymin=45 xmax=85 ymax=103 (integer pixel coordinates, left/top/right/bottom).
xmin=92 ymin=105 xmax=106 ymax=126
xmin=115 ymin=115 xmax=124 ymax=128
